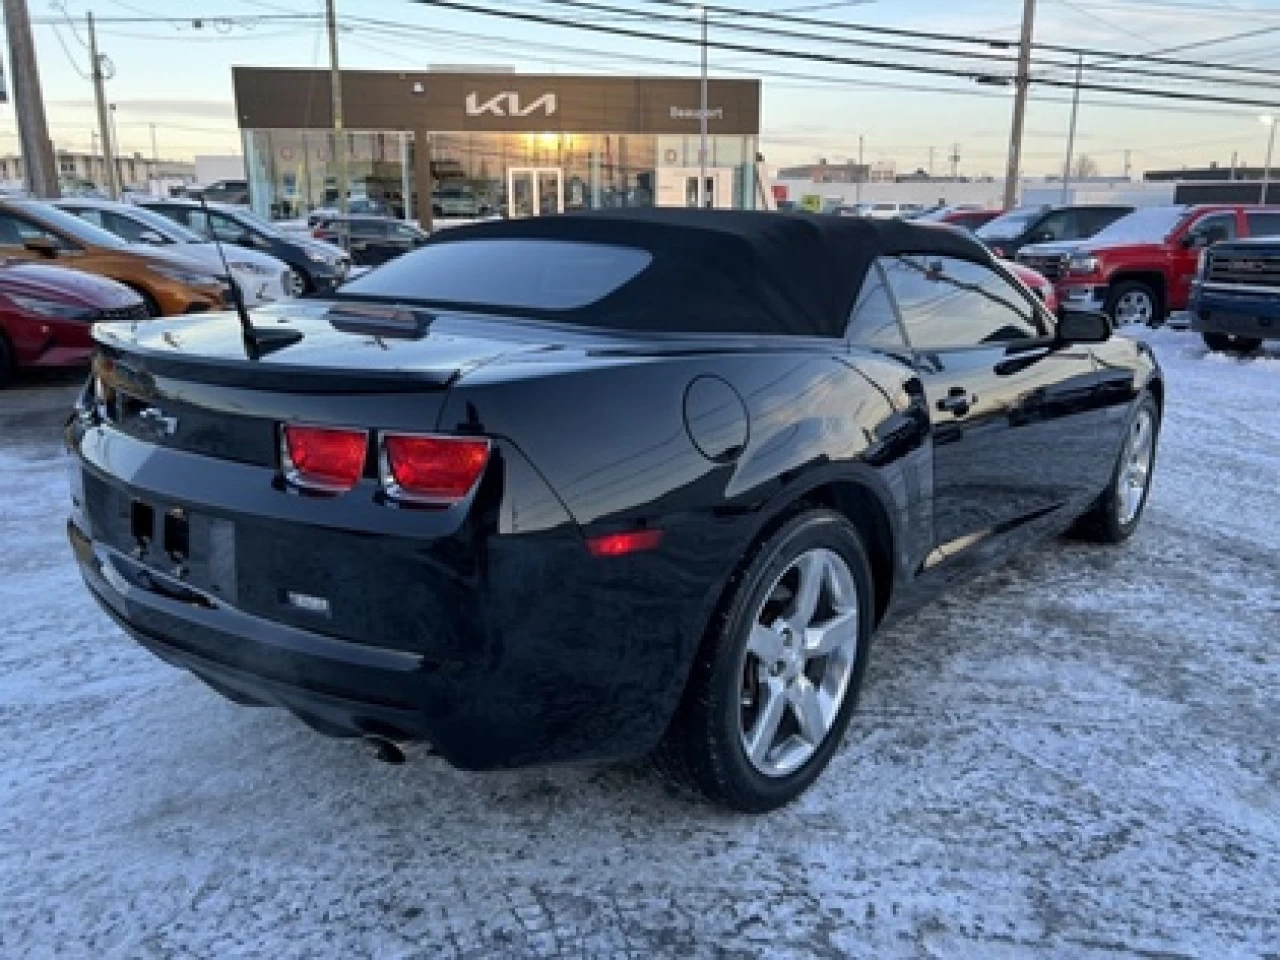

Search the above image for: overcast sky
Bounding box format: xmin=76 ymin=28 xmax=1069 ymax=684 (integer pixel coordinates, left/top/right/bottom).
xmin=5 ymin=0 xmax=1280 ymax=176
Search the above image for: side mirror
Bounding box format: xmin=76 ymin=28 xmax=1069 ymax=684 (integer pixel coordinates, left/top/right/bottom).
xmin=1057 ymin=308 xmax=1112 ymax=344
xmin=137 ymin=230 xmax=166 ymax=245
xmin=23 ymin=236 xmax=59 ymax=258
xmin=1183 ymin=233 xmax=1211 ymax=249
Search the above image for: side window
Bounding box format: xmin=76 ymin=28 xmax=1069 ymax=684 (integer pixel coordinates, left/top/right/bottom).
xmin=102 ymin=211 xmax=151 ymax=243
xmin=1189 ymin=213 xmax=1237 ymax=244
xmin=0 ymin=213 xmax=70 ymax=249
xmin=390 ymin=224 xmax=420 ymax=241
xmin=158 ymin=207 xmax=198 ymax=232
xmin=846 ymin=263 xmax=906 ymax=348
xmin=882 ymin=255 xmax=1044 ymax=349
xmin=209 ymin=213 xmax=246 ymax=243
xmin=1081 ymin=208 xmax=1126 ymax=235
xmin=1246 ymin=211 xmax=1280 ymax=237
xmin=70 ymin=208 xmax=106 ymax=230
xmin=1031 ymin=210 xmax=1078 ymax=242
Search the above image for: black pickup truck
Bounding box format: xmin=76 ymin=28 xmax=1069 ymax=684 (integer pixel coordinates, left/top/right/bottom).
xmin=1191 ymin=237 xmax=1280 ymax=353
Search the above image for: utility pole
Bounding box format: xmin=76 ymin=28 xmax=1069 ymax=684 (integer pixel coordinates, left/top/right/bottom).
xmin=928 ymin=146 xmax=935 ymax=178
xmin=855 ymin=134 xmax=864 ymax=204
xmin=1123 ymin=149 xmax=1132 ymax=179
xmin=1229 ymin=150 xmax=1237 ymax=181
xmin=1261 ymin=115 xmax=1277 ymax=204
xmin=87 ymin=13 xmax=120 ymax=199
xmin=1059 ymin=52 xmax=1083 ymax=204
xmin=697 ymin=4 xmax=708 ymax=208
xmin=949 ymin=142 xmax=961 ymax=181
xmin=1002 ymin=0 xmax=1036 ymax=210
xmin=325 ymin=0 xmax=347 ymax=215
xmin=150 ymin=122 xmax=158 ymax=192
xmin=3 ymin=0 xmax=60 ymax=197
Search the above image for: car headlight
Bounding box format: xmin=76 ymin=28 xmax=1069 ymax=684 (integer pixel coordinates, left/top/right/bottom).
xmin=8 ymin=294 xmax=97 ymax=320
xmin=1067 ymin=255 xmax=1100 ymax=275
xmin=148 ymin=264 xmax=222 ymax=287
xmin=228 ymin=261 xmax=273 ymax=276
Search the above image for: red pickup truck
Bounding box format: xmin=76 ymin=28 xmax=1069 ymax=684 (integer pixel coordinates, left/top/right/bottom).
xmin=1015 ymin=204 xmax=1280 ymax=325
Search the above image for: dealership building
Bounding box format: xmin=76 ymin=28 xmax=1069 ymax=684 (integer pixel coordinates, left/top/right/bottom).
xmin=231 ymin=68 xmax=762 ymax=221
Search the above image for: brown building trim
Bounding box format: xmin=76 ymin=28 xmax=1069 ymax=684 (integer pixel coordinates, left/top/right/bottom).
xmin=232 ymin=68 xmax=761 ymax=136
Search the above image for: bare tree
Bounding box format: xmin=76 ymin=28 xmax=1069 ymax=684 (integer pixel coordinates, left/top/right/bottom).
xmin=1073 ymin=154 xmax=1100 ymax=179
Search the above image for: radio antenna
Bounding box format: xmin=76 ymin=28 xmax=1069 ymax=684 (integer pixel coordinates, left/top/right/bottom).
xmin=197 ymin=195 xmax=261 ymax=359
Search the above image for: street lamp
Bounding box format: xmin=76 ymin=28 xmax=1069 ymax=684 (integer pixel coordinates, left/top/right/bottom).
xmin=1260 ymin=115 xmax=1277 ymax=204
xmin=691 ymin=4 xmax=708 ymax=208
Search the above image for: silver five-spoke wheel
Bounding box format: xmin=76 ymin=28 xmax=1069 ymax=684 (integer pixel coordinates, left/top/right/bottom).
xmin=1114 ymin=289 xmax=1154 ymax=326
xmin=1117 ymin=407 xmax=1155 ymax=526
xmin=739 ymin=547 xmax=860 ymax=778
xmin=285 ymin=269 xmax=307 ymax=297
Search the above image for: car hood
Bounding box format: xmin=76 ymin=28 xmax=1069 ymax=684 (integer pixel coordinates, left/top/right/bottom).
xmin=0 ymin=261 xmax=140 ymax=308
xmin=1016 ymin=240 xmax=1089 ymax=258
xmin=123 ymin=243 xmax=225 ymax=274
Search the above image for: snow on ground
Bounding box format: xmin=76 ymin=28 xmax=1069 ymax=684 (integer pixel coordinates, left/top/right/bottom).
xmin=2 ymin=330 xmax=1278 ymax=958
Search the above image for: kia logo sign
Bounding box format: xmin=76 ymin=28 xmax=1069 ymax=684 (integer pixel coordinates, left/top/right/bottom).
xmin=465 ymin=92 xmax=558 ymax=117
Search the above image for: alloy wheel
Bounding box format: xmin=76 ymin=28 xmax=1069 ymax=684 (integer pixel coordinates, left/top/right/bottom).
xmin=286 ymin=269 xmax=307 ymax=297
xmin=1114 ymin=290 xmax=1154 ymax=325
xmin=738 ymin=547 xmax=860 ymax=778
xmin=1117 ymin=408 xmax=1155 ymax=526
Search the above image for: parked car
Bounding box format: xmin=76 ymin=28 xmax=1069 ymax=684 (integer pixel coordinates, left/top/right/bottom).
xmin=916 ymin=207 xmax=1001 ymax=231
xmin=864 ymin=202 xmax=911 ymax=220
xmin=0 ymin=261 xmax=146 ymax=387
xmin=311 ymin=216 xmax=430 ymax=267
xmin=1190 ymin=235 xmax=1280 ymax=353
xmin=1008 ymin=261 xmax=1059 ymax=313
xmin=432 ymin=185 xmax=488 ymax=218
xmin=1021 ymin=204 xmax=1280 ymax=326
xmin=306 ymin=198 xmax=396 ymax=228
xmin=68 ymin=210 xmax=1162 ymax=811
xmin=0 ymin=199 xmax=226 ymax=316
xmin=141 ymin=199 xmax=350 ymax=296
xmin=56 ymin=199 xmax=292 ymax=308
xmin=976 ymin=204 xmax=1133 ymax=259
xmin=187 ymin=179 xmax=249 ymax=205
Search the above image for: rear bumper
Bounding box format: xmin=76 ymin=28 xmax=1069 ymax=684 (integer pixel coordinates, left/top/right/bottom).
xmin=67 ymin=426 xmax=717 ymax=769
xmin=1190 ymin=288 xmax=1280 ymax=340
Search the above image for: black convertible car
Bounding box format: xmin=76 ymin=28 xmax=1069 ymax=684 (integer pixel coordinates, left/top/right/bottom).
xmin=67 ymin=211 xmax=1162 ymax=811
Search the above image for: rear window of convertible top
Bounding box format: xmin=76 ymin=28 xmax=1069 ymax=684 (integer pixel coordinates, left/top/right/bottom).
xmin=337 ymin=238 xmax=653 ymax=313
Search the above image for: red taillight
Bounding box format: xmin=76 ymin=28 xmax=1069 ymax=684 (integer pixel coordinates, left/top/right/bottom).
xmin=379 ymin=433 xmax=491 ymax=504
xmin=586 ymin=529 xmax=663 ymax=558
xmin=282 ymin=424 xmax=368 ymax=493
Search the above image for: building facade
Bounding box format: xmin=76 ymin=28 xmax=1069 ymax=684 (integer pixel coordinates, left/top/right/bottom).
xmin=0 ymin=151 xmax=195 ymax=194
xmin=232 ymin=68 xmax=762 ymax=221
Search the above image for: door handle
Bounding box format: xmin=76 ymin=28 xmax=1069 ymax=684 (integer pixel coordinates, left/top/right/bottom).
xmin=936 ymin=387 xmax=975 ymax=416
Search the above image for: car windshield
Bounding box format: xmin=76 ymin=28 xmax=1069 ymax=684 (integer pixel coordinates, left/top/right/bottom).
xmin=123 ymin=205 xmax=206 ymax=243
xmin=1087 ymin=206 xmax=1190 ymax=244
xmin=19 ymin=203 xmax=129 ymax=248
xmin=338 ymin=239 xmax=652 ymax=312
xmin=976 ymin=206 xmax=1047 ymax=240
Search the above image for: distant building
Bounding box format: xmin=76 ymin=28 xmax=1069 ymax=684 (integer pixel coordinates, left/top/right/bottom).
xmin=0 ymin=149 xmax=195 ymax=193
xmin=1144 ymin=163 xmax=1268 ymax=182
xmin=776 ymin=159 xmax=870 ymax=183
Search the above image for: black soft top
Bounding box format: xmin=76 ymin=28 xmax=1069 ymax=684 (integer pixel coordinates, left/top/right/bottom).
xmin=425 ymin=209 xmax=993 ymax=338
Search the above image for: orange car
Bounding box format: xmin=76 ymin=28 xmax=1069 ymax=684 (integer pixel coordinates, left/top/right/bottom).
xmin=0 ymin=199 xmax=225 ymax=316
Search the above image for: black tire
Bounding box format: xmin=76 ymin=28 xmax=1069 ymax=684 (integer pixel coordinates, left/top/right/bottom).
xmin=0 ymin=332 xmax=14 ymax=389
xmin=125 ymin=285 xmax=162 ymax=318
xmin=1072 ymin=394 xmax=1161 ymax=544
xmin=653 ymin=508 xmax=875 ymax=812
xmin=1202 ymin=332 xmax=1263 ymax=355
xmin=1105 ymin=281 xmax=1161 ymax=328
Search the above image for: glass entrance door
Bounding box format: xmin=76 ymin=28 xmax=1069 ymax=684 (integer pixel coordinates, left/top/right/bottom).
xmin=508 ymin=167 xmax=564 ymax=218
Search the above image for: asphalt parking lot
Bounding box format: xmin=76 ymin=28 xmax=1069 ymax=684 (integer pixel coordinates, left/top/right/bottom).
xmin=2 ymin=329 xmax=1277 ymax=958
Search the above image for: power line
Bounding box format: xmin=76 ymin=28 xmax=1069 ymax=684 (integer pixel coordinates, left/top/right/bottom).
xmin=407 ymin=0 xmax=1280 ymax=109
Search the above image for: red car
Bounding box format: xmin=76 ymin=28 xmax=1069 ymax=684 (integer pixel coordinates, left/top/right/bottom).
xmin=0 ymin=261 xmax=146 ymax=387
xmin=1008 ymin=261 xmax=1059 ymax=313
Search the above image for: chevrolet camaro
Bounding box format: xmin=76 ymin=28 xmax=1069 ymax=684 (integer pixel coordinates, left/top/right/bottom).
xmin=67 ymin=211 xmax=1162 ymax=811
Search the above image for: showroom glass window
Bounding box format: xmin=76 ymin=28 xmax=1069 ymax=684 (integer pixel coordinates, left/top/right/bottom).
xmin=880 ymin=256 xmax=1045 ymax=349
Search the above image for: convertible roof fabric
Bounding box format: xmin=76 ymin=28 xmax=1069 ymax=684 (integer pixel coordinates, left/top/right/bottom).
xmin=427 ymin=208 xmax=994 ymax=337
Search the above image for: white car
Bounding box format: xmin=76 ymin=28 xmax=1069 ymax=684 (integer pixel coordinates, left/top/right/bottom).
xmin=55 ymin=199 xmax=291 ymax=307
